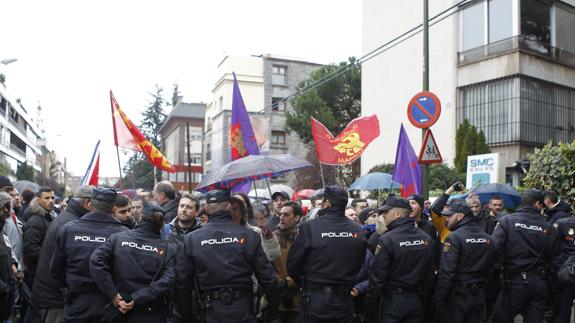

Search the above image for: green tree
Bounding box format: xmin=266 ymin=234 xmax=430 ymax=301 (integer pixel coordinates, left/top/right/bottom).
xmin=0 ymin=162 xmax=13 ymax=177
xmin=285 ymin=58 xmax=361 ymax=187
xmin=454 ymin=119 xmax=491 ymax=174
xmin=429 ymin=163 xmax=465 ymax=191
xmin=523 ymin=141 xmax=575 ymax=209
xmin=171 ymin=82 xmax=181 ymax=108
xmin=123 ymin=86 xmax=167 ymax=187
xmin=16 ymin=162 xmax=34 ymax=181
xmin=368 ymin=163 xmax=395 ymax=174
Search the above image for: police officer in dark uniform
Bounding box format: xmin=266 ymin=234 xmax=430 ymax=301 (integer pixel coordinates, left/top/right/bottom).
xmin=434 ymin=199 xmax=495 ymax=323
xmin=489 ymin=189 xmax=561 ymax=323
xmin=366 ymin=197 xmax=435 ymax=323
xmin=550 ymin=209 xmax=575 ymax=322
xmin=287 ymin=186 xmax=366 ymax=323
xmin=176 ymin=189 xmax=279 ymax=323
xmin=90 ymin=204 xmax=176 ymax=323
xmin=50 ymin=188 xmax=129 ymax=323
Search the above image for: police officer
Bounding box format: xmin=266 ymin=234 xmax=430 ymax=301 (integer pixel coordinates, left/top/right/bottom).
xmin=550 ymin=208 xmax=575 ymax=322
xmin=287 ymin=186 xmax=366 ymax=323
xmin=489 ymin=189 xmax=561 ymax=323
xmin=434 ymin=199 xmax=495 ymax=323
xmin=366 ymin=197 xmax=435 ymax=323
xmin=50 ymin=188 xmax=129 ymax=323
xmin=176 ymin=189 xmax=279 ymax=323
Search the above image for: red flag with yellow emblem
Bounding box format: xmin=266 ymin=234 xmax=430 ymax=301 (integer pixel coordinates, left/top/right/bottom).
xmin=311 ymin=115 xmax=380 ymax=165
xmin=110 ymin=91 xmax=175 ymax=173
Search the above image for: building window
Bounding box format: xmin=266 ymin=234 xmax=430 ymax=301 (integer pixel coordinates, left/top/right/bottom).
xmin=457 ymin=76 xmax=575 ymax=146
xmin=489 ymin=0 xmax=514 ymax=43
xmin=555 ymin=5 xmax=575 ymax=53
xmin=271 ymin=131 xmax=286 ymax=146
xmin=272 ymin=65 xmax=287 ymax=86
xmin=0 ymin=96 xmax=6 ymax=115
xmin=206 ymin=143 xmax=211 ymax=161
xmin=219 ymin=96 xmax=224 ymax=111
xmin=521 ymin=0 xmax=551 ymax=48
xmin=272 ymin=97 xmax=286 ymax=112
xmin=9 ymin=107 xmax=18 ymax=123
xmin=461 ymin=2 xmax=486 ymax=51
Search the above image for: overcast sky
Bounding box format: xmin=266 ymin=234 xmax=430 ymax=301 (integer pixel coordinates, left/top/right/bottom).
xmin=1 ymin=0 xmax=362 ymax=178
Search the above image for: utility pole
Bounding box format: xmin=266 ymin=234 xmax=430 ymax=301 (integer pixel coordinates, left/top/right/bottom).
xmin=421 ymin=0 xmax=430 ymax=199
xmin=186 ymin=122 xmax=193 ymax=193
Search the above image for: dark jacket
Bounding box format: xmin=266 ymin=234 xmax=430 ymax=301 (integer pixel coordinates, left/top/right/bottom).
xmin=176 ymin=210 xmax=280 ymax=321
xmin=50 ymin=211 xmax=129 ymax=291
xmin=90 ymin=221 xmax=176 ymax=312
xmin=355 ymin=250 xmax=374 ymax=295
xmin=31 ymin=198 xmax=90 ymax=309
xmin=546 ymin=200 xmax=572 ymax=224
xmin=434 ymin=217 xmax=495 ymax=305
xmin=554 ymin=216 xmax=575 ymax=265
xmin=367 ymin=217 xmax=435 ymax=301
xmin=162 ymin=198 xmax=180 ymax=223
xmin=0 ymin=220 xmax=17 ymax=320
xmin=491 ymin=206 xmax=561 ymax=273
xmin=167 ymin=217 xmax=200 ymax=251
xmin=23 ymin=198 xmax=55 ymax=281
xmin=287 ymin=207 xmax=367 ymax=286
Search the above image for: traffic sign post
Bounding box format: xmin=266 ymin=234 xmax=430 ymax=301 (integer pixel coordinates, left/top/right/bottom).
xmin=418 ymin=129 xmax=442 ymax=164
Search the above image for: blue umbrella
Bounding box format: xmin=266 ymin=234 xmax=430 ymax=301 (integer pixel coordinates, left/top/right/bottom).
xmin=464 ymin=183 xmax=521 ymax=209
xmin=348 ymin=172 xmax=401 ymax=191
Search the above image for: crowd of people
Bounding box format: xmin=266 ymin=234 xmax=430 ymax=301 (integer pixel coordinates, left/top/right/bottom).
xmin=0 ymin=175 xmax=574 ymax=323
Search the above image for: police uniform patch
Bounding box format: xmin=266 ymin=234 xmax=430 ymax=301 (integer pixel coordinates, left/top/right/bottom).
xmin=443 ymin=242 xmax=451 ymax=253
xmin=569 ymin=228 xmax=574 ymax=236
xmin=375 ymin=244 xmax=382 ymax=255
xmin=554 ymin=223 xmax=559 ymax=229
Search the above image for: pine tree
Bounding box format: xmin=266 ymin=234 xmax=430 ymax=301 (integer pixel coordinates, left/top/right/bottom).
xmin=454 ymin=119 xmax=491 ymax=174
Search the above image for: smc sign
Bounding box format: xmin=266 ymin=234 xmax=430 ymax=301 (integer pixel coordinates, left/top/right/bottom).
xmin=466 ymin=153 xmax=500 ymax=189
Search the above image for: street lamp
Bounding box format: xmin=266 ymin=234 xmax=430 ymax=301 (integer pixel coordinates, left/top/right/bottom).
xmin=1 ymin=58 xmax=18 ymax=65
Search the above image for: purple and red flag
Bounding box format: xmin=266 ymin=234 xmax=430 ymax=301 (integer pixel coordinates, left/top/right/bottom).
xmin=230 ymin=72 xmax=260 ymax=160
xmin=392 ymin=124 xmax=422 ymax=198
xmin=81 ymin=140 xmax=100 ymax=186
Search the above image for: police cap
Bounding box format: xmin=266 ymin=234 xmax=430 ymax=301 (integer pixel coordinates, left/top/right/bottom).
xmin=142 ymin=204 xmax=165 ymax=216
xmin=377 ymin=197 xmax=412 ymax=213
xmin=323 ymin=186 xmax=348 ymax=206
xmin=523 ymin=189 xmax=543 ymax=203
xmin=92 ymin=188 xmax=118 ymax=203
xmin=441 ymin=198 xmax=472 ymax=217
xmin=206 ymin=189 xmax=231 ymax=204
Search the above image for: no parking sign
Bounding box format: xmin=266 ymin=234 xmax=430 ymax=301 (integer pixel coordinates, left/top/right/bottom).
xmin=407 ymin=91 xmax=441 ymax=129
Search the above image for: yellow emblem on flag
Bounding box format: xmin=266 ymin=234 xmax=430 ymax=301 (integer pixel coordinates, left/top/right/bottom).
xmin=334 ymin=131 xmax=365 ymax=157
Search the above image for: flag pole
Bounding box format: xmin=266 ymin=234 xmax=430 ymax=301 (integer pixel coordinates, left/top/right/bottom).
xmin=116 ymin=146 xmax=124 ymax=190
xmin=319 ymin=162 xmax=326 ymax=187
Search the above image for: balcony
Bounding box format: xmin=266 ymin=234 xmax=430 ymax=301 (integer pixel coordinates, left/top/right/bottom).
xmin=458 ymin=36 xmax=575 ymax=68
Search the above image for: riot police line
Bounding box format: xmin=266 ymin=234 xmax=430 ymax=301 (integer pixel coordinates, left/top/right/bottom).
xmin=1 ymin=181 xmax=575 ymax=323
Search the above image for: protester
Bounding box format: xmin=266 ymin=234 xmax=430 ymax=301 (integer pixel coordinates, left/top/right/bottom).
xmin=90 ymin=204 xmax=176 ymax=323
xmin=131 ymin=196 xmax=145 ymax=223
xmin=153 ymin=181 xmax=179 ymax=223
xmin=267 ymin=191 xmax=289 ymax=231
xmin=0 ymin=177 xmax=24 ymax=277
xmin=351 ymin=198 xmax=368 ymax=216
xmin=272 ymin=201 xmax=303 ymax=323
xmin=19 ymin=189 xmax=35 ymax=220
xmin=113 ymin=194 xmax=135 ymax=229
xmin=544 ymin=190 xmax=571 ymax=224
xmin=344 ymin=207 xmax=358 ymax=223
xmin=0 ymin=191 xmax=17 ymax=323
xmin=31 ymin=185 xmax=94 ymax=323
xmin=197 ymin=208 xmax=208 ymax=226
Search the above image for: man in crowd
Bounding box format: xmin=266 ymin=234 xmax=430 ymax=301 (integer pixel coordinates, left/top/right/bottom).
xmin=31 ymin=186 xmax=94 ymax=323
xmin=113 ymin=194 xmax=135 ymax=229
xmin=489 ymin=189 xmax=561 ymax=323
xmin=153 ymin=181 xmax=179 ymax=223
xmin=345 ymin=207 xmax=358 ymax=223
xmin=351 ymin=199 xmax=368 ymax=216
xmin=434 ymin=199 xmax=495 ymax=322
xmin=366 ymin=197 xmax=435 ymax=323
xmin=407 ymin=193 xmax=439 ymax=244
xmin=273 ymin=201 xmax=303 ymax=323
xmin=288 ymin=186 xmax=366 ymax=322
xmin=176 ymin=189 xmax=279 ymax=323
xmin=0 ymin=191 xmax=17 ymax=323
xmin=266 ymin=191 xmax=289 ymax=231
xmin=167 ymin=193 xmax=201 ymax=250
xmin=23 ymin=187 xmax=56 ymax=286
xmin=544 ymin=190 xmax=571 ymax=224
xmin=51 ymin=188 xmax=129 ymax=323
xmin=130 ymin=196 xmax=145 ymax=223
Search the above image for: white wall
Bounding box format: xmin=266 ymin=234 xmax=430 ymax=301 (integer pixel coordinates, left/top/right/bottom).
xmin=361 ymin=0 xmax=459 ymax=174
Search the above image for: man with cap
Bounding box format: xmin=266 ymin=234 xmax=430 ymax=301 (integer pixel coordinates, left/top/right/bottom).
xmin=434 ymin=199 xmax=495 ymax=323
xmin=287 ymin=186 xmax=366 ymax=322
xmin=90 ymin=204 xmax=176 ymax=323
xmin=489 ymin=189 xmax=561 ymax=323
xmin=50 ymin=188 xmax=129 ymax=323
xmin=31 ymin=185 xmax=94 ymax=323
xmin=176 ymin=188 xmax=280 ymax=323
xmin=267 ymin=191 xmax=289 ymax=231
xmin=408 ymin=193 xmax=439 ymax=243
xmin=366 ymin=197 xmax=435 ymax=323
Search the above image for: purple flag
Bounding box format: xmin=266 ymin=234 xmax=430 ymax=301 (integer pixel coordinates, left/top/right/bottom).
xmin=392 ymin=124 xmax=422 ymax=197
xmin=230 ymin=72 xmax=260 ymax=160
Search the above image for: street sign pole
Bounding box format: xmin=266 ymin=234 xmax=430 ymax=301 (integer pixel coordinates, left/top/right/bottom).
xmin=422 ymin=0 xmax=430 ymax=199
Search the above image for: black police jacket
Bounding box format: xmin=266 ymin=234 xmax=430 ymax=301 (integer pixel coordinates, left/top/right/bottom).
xmin=287 ymin=207 xmax=366 ymax=286
xmin=90 ymin=221 xmax=176 ymax=306
xmin=367 ymin=217 xmax=435 ymax=300
xmin=546 ymin=200 xmax=572 ymax=225
xmin=50 ymin=211 xmax=129 ymax=291
xmin=31 ymin=198 xmax=90 ymax=308
xmin=176 ymin=210 xmax=280 ymax=314
xmin=491 ymin=206 xmax=561 ymax=273
xmin=554 ymin=216 xmax=575 ymax=265
xmin=434 ymin=217 xmax=495 ymax=305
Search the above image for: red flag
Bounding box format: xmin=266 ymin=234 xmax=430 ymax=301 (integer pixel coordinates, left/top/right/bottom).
xmin=110 ymin=91 xmax=175 ymax=173
xmin=311 ymin=115 xmax=380 ymax=165
xmin=81 ymin=140 xmax=100 ymax=186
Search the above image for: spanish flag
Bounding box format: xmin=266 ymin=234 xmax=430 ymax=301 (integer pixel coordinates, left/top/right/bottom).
xmin=110 ymin=91 xmax=175 ymax=173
